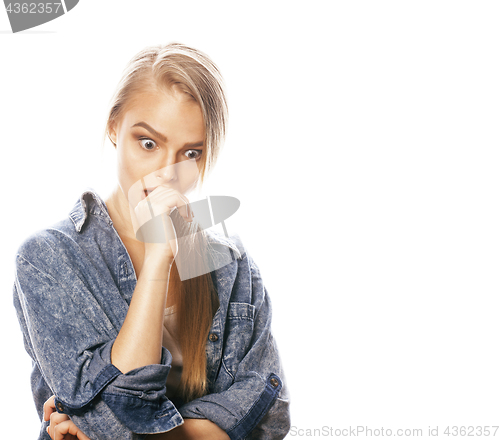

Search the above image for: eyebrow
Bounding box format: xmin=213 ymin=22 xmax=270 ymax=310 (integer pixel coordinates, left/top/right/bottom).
xmin=131 ymin=122 xmax=204 ymax=148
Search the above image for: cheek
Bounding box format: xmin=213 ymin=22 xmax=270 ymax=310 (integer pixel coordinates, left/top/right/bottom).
xmin=116 ymin=156 xmax=135 ymax=187
xmin=178 ymin=163 xmax=201 ymax=194
xmin=116 ymin=151 xmax=146 ymax=206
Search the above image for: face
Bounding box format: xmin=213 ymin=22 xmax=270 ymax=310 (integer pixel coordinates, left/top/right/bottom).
xmin=108 ymin=87 xmax=205 ymax=210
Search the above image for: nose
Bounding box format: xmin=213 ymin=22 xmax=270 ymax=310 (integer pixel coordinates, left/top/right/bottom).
xmin=156 ymin=159 xmax=178 ymax=183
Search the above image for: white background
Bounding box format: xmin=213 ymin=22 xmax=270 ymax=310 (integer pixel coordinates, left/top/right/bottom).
xmin=1 ymin=1 xmax=500 ymax=439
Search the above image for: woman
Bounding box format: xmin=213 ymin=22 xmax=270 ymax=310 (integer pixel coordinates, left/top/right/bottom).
xmin=13 ymin=42 xmax=290 ymax=440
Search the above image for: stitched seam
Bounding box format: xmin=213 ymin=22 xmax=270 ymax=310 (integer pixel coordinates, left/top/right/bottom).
xmin=221 ymin=358 xmax=235 ymax=382
xmin=101 ymin=391 xmax=174 ymax=417
xmin=227 ymin=316 xmax=254 ymax=322
xmin=17 ymin=254 xmax=58 ymax=283
xmin=68 ymin=210 xmax=81 ymax=229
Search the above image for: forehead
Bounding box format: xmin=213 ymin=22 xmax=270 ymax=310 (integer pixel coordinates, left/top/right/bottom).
xmin=133 ymin=80 xmax=196 ymax=103
xmin=125 ymin=87 xmax=194 ymax=114
xmin=118 ymin=88 xmax=205 ymax=135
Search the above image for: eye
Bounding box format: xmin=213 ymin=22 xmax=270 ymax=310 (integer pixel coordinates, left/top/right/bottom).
xmin=185 ymin=149 xmax=203 ymax=160
xmin=139 ymin=137 xmax=157 ymax=151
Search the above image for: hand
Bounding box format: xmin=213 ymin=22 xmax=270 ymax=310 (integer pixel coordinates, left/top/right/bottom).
xmin=43 ymin=395 xmax=91 ymax=440
xmin=133 ymin=185 xmax=194 ymax=261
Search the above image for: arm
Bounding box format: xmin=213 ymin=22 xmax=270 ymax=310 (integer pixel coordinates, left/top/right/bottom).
xmin=13 ymin=234 xmax=181 ymax=440
xmin=110 ymin=252 xmax=172 ymax=373
xmin=111 ymin=186 xmax=188 ymax=374
xmin=13 ymin=188 xmax=192 ymax=439
xmin=44 ymin=396 xmax=227 ymax=440
xmin=44 ymin=407 xmax=226 ymax=440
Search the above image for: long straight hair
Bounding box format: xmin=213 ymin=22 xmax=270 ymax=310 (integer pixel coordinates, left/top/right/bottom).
xmin=169 ymin=209 xmax=221 ymax=402
xmin=103 ymin=43 xmax=228 ymax=402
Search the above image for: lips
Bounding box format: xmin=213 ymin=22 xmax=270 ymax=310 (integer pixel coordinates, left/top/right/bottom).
xmin=141 ymin=187 xmax=157 ymax=200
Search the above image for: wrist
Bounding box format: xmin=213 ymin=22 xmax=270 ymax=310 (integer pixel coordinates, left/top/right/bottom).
xmin=144 ymin=240 xmax=176 ymax=260
xmin=143 ymin=248 xmax=175 ymax=267
xmin=137 ymin=253 xmax=174 ymax=284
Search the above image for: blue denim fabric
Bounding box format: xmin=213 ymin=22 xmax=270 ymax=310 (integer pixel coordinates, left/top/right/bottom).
xmin=13 ymin=189 xmax=290 ymax=440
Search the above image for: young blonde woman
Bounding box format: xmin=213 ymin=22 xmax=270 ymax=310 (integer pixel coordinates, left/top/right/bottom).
xmin=13 ymin=42 xmax=290 ymax=440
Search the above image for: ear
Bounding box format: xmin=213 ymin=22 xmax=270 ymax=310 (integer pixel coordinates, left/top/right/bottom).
xmin=107 ymin=121 xmax=117 ymax=147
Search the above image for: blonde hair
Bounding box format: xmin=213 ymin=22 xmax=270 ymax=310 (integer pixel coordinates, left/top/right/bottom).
xmin=102 ymin=42 xmax=229 ymax=402
xmin=102 ymin=42 xmax=228 ymax=184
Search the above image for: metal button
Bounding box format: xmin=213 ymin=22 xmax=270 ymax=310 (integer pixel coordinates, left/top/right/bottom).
xmin=208 ymin=333 xmax=218 ymax=342
xmin=270 ymin=377 xmax=279 ymax=388
xmin=56 ymin=402 xmax=64 ymax=412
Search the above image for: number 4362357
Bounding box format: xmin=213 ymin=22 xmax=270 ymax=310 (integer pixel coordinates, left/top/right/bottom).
xmin=5 ymin=3 xmax=62 ymax=14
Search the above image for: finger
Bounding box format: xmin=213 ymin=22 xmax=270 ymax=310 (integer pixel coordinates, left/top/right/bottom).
xmin=43 ymin=395 xmax=56 ymax=421
xmin=54 ymin=419 xmax=91 ymax=440
xmin=53 ymin=419 xmax=76 ymax=440
xmin=163 ymin=193 xmax=192 ymax=222
xmin=49 ymin=411 xmax=70 ymax=438
xmin=136 ymin=192 xmax=185 ymax=218
xmin=50 ymin=411 xmax=70 ymax=424
xmin=141 ymin=185 xmax=192 ymax=219
xmin=171 ymin=191 xmax=191 ymax=219
xmin=148 ymin=187 xmax=193 ymax=222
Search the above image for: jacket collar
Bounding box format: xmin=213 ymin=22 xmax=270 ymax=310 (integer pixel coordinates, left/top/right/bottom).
xmin=68 ymin=188 xmax=111 ymax=232
xmin=68 ymin=188 xmax=242 ymax=259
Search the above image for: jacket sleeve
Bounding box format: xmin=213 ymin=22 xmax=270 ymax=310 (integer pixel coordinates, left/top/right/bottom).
xmin=13 ymin=234 xmax=183 ymax=440
xmin=178 ymin=252 xmax=291 ymax=440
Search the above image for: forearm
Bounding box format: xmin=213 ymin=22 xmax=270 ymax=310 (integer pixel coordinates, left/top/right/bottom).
xmin=111 ymin=253 xmax=173 ymax=373
xmin=147 ymin=419 xmax=230 ymax=440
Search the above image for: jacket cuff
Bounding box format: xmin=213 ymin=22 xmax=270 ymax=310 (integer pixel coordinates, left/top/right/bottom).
xmin=179 ymin=374 xmax=282 ymax=440
xmin=55 ymin=343 xmax=183 ymax=434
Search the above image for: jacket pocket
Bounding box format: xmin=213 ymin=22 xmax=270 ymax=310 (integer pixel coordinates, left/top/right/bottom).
xmin=222 ymin=302 xmax=256 ymax=377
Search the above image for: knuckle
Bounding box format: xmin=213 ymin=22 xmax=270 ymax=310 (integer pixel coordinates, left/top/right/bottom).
xmin=44 ymin=396 xmax=53 ymax=407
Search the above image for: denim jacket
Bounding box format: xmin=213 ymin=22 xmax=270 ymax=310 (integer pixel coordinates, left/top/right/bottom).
xmin=13 ymin=189 xmax=290 ymax=440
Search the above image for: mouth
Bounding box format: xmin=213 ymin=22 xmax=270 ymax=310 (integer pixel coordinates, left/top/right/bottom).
xmin=142 ymin=187 xmax=156 ymax=198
